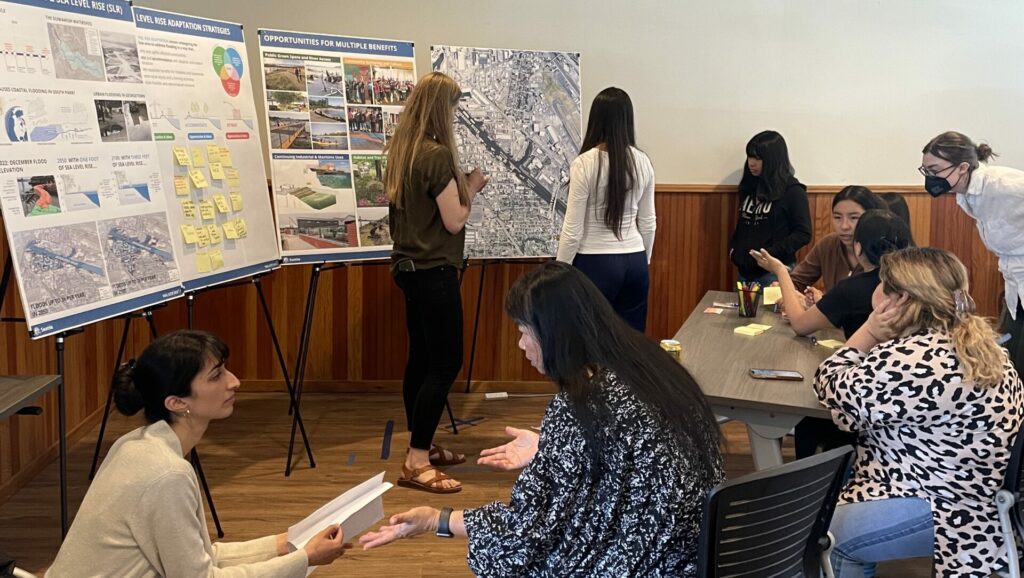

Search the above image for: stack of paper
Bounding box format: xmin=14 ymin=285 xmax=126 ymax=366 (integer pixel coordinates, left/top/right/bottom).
xmin=762 ymin=286 xmax=783 ymax=305
xmin=289 ymin=472 xmax=392 ymax=575
xmin=734 ymin=323 xmax=772 ymax=336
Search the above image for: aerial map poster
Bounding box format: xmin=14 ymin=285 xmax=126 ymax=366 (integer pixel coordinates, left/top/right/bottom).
xmin=134 ymin=7 xmax=281 ymax=290
xmin=0 ymin=0 xmax=182 ymax=338
xmin=432 ymin=46 xmax=582 ymax=259
xmin=258 ymin=28 xmax=416 ymax=264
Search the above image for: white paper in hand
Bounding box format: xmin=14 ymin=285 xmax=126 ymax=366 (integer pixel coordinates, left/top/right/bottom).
xmin=288 ymin=471 xmax=392 ymax=575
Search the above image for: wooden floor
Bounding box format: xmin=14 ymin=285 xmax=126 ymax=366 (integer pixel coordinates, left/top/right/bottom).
xmin=0 ymin=391 xmax=930 ymax=576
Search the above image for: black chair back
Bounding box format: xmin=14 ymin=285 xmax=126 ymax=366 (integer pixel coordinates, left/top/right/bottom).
xmin=1003 ymin=426 xmax=1024 ymax=539
xmin=697 ymin=445 xmax=854 ymax=577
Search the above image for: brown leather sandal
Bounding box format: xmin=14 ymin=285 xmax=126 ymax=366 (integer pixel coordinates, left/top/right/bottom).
xmin=429 ymin=444 xmax=466 ymax=466
xmin=397 ymin=464 xmax=462 ymax=494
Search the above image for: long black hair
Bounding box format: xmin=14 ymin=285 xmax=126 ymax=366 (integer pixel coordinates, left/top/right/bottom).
xmin=740 ymin=130 xmax=795 ymax=202
xmin=853 ymin=209 xmax=913 ymax=266
xmin=831 ymin=185 xmax=885 ymax=212
xmin=113 ymin=330 xmax=229 ymax=423
xmin=877 ymin=192 xmax=911 ymax=225
xmin=579 ymin=87 xmax=637 ymax=240
xmin=505 ymin=262 xmax=721 ymax=477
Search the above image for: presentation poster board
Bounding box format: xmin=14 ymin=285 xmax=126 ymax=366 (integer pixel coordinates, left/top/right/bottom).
xmin=432 ymin=45 xmax=582 ymax=259
xmin=257 ymin=28 xmax=415 ymax=264
xmin=0 ymin=0 xmax=182 ymax=338
xmin=133 ymin=7 xmax=280 ymax=290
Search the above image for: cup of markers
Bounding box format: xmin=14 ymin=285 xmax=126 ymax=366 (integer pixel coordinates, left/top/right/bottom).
xmin=737 ymin=282 xmax=762 ymax=318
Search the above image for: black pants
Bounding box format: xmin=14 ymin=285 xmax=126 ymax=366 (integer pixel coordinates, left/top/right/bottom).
xmin=394 ymin=265 xmax=463 ymax=450
xmin=1001 ymin=300 xmax=1024 ymax=375
xmin=571 ymin=251 xmax=650 ymax=332
xmin=794 ymin=417 xmax=858 ymax=459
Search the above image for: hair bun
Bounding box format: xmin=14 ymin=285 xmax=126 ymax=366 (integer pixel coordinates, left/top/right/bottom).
xmin=975 ymin=143 xmax=997 ymax=163
xmin=112 ymin=359 xmax=144 ymax=416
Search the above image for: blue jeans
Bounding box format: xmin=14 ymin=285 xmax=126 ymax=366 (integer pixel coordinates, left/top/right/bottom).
xmin=830 ymin=497 xmax=934 ymax=578
xmin=571 ymin=251 xmax=649 ymax=332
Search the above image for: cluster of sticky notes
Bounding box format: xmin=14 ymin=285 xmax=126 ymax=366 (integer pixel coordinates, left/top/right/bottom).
xmin=195 ymin=249 xmax=225 ymax=273
xmin=188 ymin=167 xmax=209 ymax=189
xmin=816 ymin=339 xmax=845 ymax=349
xmin=762 ymin=286 xmax=783 ymax=306
xmin=734 ymin=323 xmax=772 ymax=336
xmin=221 ymin=218 xmax=248 ymax=239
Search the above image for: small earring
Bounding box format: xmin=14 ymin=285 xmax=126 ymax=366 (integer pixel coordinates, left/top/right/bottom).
xmin=184 ymin=408 xmax=191 ymax=419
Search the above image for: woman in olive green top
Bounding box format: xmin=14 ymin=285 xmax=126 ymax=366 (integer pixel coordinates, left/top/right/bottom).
xmin=385 ymin=72 xmax=488 ymax=494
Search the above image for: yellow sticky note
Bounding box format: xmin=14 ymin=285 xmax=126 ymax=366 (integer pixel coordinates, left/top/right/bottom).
xmin=763 ymin=286 xmax=783 ymax=305
xmin=199 ymin=200 xmax=216 ymax=221
xmin=180 ymin=224 xmax=199 ymax=245
xmin=234 ymin=218 xmax=247 ymax=238
xmin=206 ymin=144 xmax=222 ymax=165
xmin=172 ymin=146 xmax=191 ymax=166
xmin=207 ymin=224 xmax=223 ymax=245
xmin=210 ymin=249 xmax=224 ymax=270
xmin=734 ymin=323 xmax=772 ymax=336
xmin=180 ymin=199 xmax=197 ymax=219
xmin=213 ymin=194 xmax=230 ymax=214
xmin=173 ymin=175 xmax=189 ymax=196
xmin=224 ymin=167 xmax=240 ymax=187
xmin=222 ymin=221 xmax=239 ymax=239
xmin=817 ymin=339 xmax=846 ymax=349
xmin=209 ymin=162 xmax=225 ymax=181
xmin=195 ymin=252 xmax=211 ymax=273
xmin=195 ymin=226 xmax=211 ymax=248
xmin=188 ymin=168 xmax=209 ymax=189
xmin=219 ymin=146 xmax=233 ymax=167
xmin=190 ymin=146 xmax=206 ymax=167
xmin=229 ymin=192 xmax=243 ymax=211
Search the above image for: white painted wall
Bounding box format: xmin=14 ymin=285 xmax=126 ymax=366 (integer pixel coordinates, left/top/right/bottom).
xmin=136 ymin=0 xmax=1024 ymax=184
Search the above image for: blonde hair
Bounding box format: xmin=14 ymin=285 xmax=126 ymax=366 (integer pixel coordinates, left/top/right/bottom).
xmin=879 ymin=247 xmax=1005 ymax=386
xmin=384 ymin=72 xmax=467 ymax=208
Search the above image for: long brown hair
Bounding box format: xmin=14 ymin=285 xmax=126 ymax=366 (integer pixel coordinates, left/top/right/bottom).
xmin=879 ymin=247 xmax=1006 ymax=386
xmin=384 ymin=72 xmax=467 ymax=208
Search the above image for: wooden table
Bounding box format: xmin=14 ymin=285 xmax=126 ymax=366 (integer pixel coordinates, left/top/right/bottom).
xmin=673 ymin=291 xmax=844 ymax=470
xmin=0 ymin=374 xmax=66 ymax=535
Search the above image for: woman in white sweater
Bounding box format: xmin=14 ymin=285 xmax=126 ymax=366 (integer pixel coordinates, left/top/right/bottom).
xmin=47 ymin=330 xmax=349 ymax=577
xmin=556 ymin=87 xmax=656 ymax=332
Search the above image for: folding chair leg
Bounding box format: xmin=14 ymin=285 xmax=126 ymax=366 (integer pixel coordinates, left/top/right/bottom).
xmin=996 ymin=489 xmax=1020 ymax=578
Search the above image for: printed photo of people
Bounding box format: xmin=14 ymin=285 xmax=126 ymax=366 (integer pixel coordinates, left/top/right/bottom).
xmin=347 ymin=106 xmax=384 ymax=150
xmin=18 ymin=175 xmax=61 ymax=216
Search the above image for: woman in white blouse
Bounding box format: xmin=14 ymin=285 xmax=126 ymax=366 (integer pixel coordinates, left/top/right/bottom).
xmin=556 ymin=87 xmax=656 ymax=332
xmin=815 ymin=247 xmax=1024 ymax=577
xmin=48 ymin=331 xmax=349 ymax=577
xmin=921 ymin=131 xmax=1024 ymax=373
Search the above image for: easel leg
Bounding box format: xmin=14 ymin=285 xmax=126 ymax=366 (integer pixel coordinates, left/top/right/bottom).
xmin=56 ymin=333 xmax=69 ymax=539
xmin=463 ymin=261 xmax=488 ymax=394
xmin=287 ymin=264 xmax=323 ymax=475
xmin=190 ymin=448 xmax=224 ymax=538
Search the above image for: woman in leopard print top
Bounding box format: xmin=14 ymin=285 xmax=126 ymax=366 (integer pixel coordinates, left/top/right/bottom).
xmin=815 ymin=247 xmax=1024 ymax=577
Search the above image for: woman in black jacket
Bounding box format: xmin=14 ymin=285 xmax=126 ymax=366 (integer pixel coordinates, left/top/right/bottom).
xmin=729 ymin=130 xmax=812 ymax=283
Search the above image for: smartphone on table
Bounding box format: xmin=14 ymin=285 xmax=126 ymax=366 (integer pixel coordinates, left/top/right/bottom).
xmin=749 ymin=368 xmax=804 ymax=381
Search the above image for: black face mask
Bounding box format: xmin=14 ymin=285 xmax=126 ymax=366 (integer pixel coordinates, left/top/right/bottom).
xmin=925 ymin=175 xmax=952 ymax=198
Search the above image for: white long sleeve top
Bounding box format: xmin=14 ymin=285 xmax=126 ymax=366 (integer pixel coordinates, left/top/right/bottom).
xmin=556 ymin=147 xmax=656 ymax=264
xmin=47 ymin=420 xmax=308 ymax=578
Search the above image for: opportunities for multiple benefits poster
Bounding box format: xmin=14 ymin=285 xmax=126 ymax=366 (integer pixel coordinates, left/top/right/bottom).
xmin=257 ymin=29 xmax=415 ymax=263
xmin=0 ymin=2 xmax=580 ymax=338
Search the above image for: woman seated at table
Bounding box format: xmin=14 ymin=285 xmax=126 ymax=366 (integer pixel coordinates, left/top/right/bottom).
xmin=359 ymin=261 xmax=724 ymax=576
xmin=48 ymin=330 xmax=349 ymax=578
xmin=788 ymin=186 xmax=887 ymax=303
xmin=815 ymin=247 xmax=1023 ymax=577
xmin=751 ymin=209 xmax=912 ymax=339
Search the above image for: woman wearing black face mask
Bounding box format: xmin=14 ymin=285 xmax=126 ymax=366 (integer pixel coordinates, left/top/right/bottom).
xmin=921 ymin=131 xmax=1024 ymax=373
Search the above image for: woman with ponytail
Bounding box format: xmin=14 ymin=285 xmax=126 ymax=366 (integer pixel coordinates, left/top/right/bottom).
xmin=921 ymin=131 xmax=1024 ymax=374
xmin=815 ymin=247 xmax=1024 ymax=577
xmin=48 ymin=331 xmax=349 ymax=577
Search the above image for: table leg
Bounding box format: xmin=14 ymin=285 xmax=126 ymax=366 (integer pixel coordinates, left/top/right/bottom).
xmin=746 ymin=423 xmax=791 ymax=470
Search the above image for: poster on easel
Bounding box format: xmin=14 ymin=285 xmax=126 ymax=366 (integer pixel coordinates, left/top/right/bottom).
xmin=432 ymin=45 xmax=582 ymax=259
xmin=257 ymin=28 xmax=415 ymax=264
xmin=132 ymin=7 xmax=280 ymax=290
xmin=0 ymin=0 xmax=182 ymax=339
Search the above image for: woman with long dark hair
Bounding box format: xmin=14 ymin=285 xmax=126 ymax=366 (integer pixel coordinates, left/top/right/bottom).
xmin=788 ymin=186 xmax=887 ymax=303
xmin=921 ymin=131 xmax=1024 ymax=373
xmin=385 ymin=72 xmax=489 ymax=494
xmin=360 ymin=262 xmax=723 ymax=576
xmin=48 ymin=331 xmax=349 ymax=577
xmin=557 ymin=87 xmax=656 ymax=332
xmin=730 ymin=130 xmax=812 ymax=284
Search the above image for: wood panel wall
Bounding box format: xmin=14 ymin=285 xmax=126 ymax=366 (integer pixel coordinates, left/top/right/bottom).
xmin=0 ymin=186 xmax=1001 ymax=502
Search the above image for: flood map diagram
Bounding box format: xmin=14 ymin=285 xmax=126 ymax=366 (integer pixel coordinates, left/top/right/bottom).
xmin=12 ymin=223 xmax=111 ymax=318
xmin=432 ymin=46 xmax=581 ymax=258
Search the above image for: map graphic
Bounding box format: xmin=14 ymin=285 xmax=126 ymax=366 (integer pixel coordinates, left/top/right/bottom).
xmin=47 ymin=22 xmax=104 ymax=81
xmin=12 ymin=223 xmax=112 ymax=318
